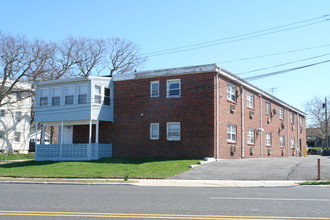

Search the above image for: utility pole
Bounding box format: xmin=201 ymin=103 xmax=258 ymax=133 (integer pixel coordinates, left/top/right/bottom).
xmin=323 ymin=97 xmax=329 ymax=154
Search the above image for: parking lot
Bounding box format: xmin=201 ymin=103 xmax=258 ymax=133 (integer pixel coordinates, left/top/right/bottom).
xmin=172 ymin=155 xmax=330 ymax=180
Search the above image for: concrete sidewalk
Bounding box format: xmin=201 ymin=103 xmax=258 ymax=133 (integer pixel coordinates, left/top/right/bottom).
xmin=0 ymin=177 xmax=303 ymax=187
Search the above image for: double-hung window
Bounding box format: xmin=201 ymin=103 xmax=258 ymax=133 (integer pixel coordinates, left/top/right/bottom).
xmin=290 ymin=113 xmax=295 ymax=124
xmin=78 ymin=85 xmax=88 ymax=104
xmin=104 ymin=88 xmax=110 ymax=106
xmin=15 ymin=111 xmax=22 ymax=122
xmin=0 ymin=110 xmax=5 ymax=117
xmin=0 ymin=130 xmax=4 ymax=139
xmin=247 ymin=128 xmax=254 ymax=144
xmin=52 ymin=87 xmax=61 ymax=106
xmin=247 ymin=93 xmax=254 ymax=109
xmin=227 ymin=124 xmax=237 ymax=142
xmin=40 ymin=88 xmax=48 ymax=106
xmin=150 ymin=123 xmax=159 ymax=140
xmin=150 ymin=81 xmax=159 ymax=98
xmin=280 ymin=135 xmax=285 ymax=147
xmin=167 ymin=79 xmax=180 ymax=98
xmin=167 ymin=122 xmax=180 ymax=141
xmin=14 ymin=132 xmax=21 ymax=142
xmin=94 ymin=85 xmax=102 ymax=104
xmin=279 ymin=108 xmax=284 ymax=120
xmin=227 ymin=84 xmax=236 ymax=102
xmin=265 ymin=132 xmax=272 ymax=146
xmin=65 ymin=86 xmax=74 ymax=105
xmin=291 ymin=137 xmax=295 ymax=148
xmin=265 ymin=101 xmax=271 ymax=115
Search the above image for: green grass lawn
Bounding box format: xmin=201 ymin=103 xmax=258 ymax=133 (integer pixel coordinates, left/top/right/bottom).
xmin=0 ymin=158 xmax=199 ymax=179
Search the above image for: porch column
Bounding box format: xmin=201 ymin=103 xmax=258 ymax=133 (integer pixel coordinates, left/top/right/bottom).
xmin=88 ymin=120 xmax=92 ymax=160
xmin=96 ymin=120 xmax=99 ymax=144
xmin=35 ymin=122 xmax=38 ymax=145
xmin=60 ymin=121 xmax=64 ymax=158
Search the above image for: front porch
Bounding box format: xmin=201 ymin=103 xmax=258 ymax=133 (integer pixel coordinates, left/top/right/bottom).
xmin=34 ymin=120 xmax=113 ymax=161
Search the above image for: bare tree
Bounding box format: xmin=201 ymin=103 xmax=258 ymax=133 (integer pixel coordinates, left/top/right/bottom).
xmin=105 ymin=38 xmax=146 ymax=76
xmin=304 ymin=96 xmax=329 ymax=139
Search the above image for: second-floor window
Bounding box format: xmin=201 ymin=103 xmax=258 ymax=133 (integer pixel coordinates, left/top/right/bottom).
xmin=265 ymin=101 xmax=271 ymax=115
xmin=279 ymin=108 xmax=284 ymax=120
xmin=40 ymin=88 xmax=48 ymax=106
xmin=52 ymin=87 xmax=61 ymax=106
xmin=15 ymin=111 xmax=22 ymax=122
xmin=167 ymin=79 xmax=180 ymax=98
xmin=0 ymin=110 xmax=5 ymax=117
xmin=227 ymin=84 xmax=236 ymax=102
xmin=94 ymin=85 xmax=102 ymax=104
xmin=247 ymin=93 xmax=254 ymax=109
xmin=104 ymin=88 xmax=110 ymax=106
xmin=150 ymin=81 xmax=159 ymax=98
xmin=14 ymin=132 xmax=21 ymax=142
xmin=65 ymin=86 xmax=74 ymax=105
xmin=78 ymin=85 xmax=88 ymax=104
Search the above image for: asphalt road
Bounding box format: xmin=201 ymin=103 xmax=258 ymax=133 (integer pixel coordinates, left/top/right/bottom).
xmin=0 ymin=183 xmax=330 ymax=219
xmin=172 ymin=155 xmax=330 ymax=180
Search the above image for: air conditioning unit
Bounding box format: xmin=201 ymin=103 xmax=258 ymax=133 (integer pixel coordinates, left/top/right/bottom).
xmin=250 ymin=147 xmax=255 ymax=155
xmin=268 ymin=148 xmax=272 ymax=156
xmin=230 ymin=145 xmax=236 ymax=154
xmin=292 ymin=124 xmax=295 ymax=130
xmin=230 ymin=104 xmax=236 ymax=113
xmin=267 ymin=117 xmax=271 ymax=124
xmin=281 ymin=149 xmax=285 ymax=156
xmin=281 ymin=122 xmax=285 ymax=129
xmin=249 ymin=111 xmax=254 ymax=118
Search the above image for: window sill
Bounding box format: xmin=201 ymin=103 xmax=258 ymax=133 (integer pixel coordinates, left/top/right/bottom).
xmin=226 ymin=99 xmax=237 ymax=104
xmin=227 ymin=141 xmax=237 ymax=144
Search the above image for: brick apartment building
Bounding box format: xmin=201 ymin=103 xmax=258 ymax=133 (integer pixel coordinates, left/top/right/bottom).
xmin=111 ymin=64 xmax=306 ymax=159
xmin=34 ymin=63 xmax=306 ymax=161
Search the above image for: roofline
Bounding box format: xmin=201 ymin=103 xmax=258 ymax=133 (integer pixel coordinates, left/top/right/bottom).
xmin=35 ymin=76 xmax=111 ymax=86
xmin=113 ymin=63 xmax=306 ymax=116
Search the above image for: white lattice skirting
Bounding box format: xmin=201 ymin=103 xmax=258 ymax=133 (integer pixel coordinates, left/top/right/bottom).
xmin=35 ymin=143 xmax=112 ymax=161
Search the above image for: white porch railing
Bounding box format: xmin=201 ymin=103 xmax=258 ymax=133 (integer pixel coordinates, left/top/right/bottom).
xmin=35 ymin=143 xmax=112 ymax=161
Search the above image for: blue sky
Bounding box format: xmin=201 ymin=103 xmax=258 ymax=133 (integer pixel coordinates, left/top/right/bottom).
xmin=1 ymin=0 xmax=329 ymax=113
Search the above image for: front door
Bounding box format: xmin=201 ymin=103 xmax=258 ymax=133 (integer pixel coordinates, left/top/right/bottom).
xmin=63 ymin=126 xmax=73 ymax=144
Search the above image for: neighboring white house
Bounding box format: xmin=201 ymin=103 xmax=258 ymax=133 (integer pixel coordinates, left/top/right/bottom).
xmin=0 ymin=80 xmax=32 ymax=154
xmin=34 ymin=76 xmax=113 ymax=161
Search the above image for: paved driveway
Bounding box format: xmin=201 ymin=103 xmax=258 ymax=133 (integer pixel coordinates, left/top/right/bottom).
xmin=172 ymin=155 xmax=330 ymax=180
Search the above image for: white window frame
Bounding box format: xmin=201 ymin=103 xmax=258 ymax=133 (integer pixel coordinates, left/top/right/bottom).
xmin=291 ymin=137 xmax=295 ymax=148
xmin=167 ymin=122 xmax=181 ymax=141
xmin=65 ymin=86 xmax=75 ymax=105
xmin=94 ymin=85 xmax=102 ymax=104
xmin=265 ymin=101 xmax=271 ymax=115
xmin=247 ymin=128 xmax=255 ymax=144
xmin=279 ymin=108 xmax=284 ymax=120
xmin=299 ymin=116 xmax=303 ymax=125
xmin=15 ymin=111 xmax=22 ymax=122
xmin=39 ymin=88 xmax=48 ymax=106
xmin=247 ymin=93 xmax=254 ymax=109
xmin=290 ymin=113 xmax=295 ymax=124
xmin=150 ymin=81 xmax=159 ymax=98
xmin=227 ymin=124 xmax=237 ymax=142
xmin=280 ymin=135 xmax=285 ymax=147
xmin=78 ymin=84 xmax=88 ymax=104
xmin=14 ymin=132 xmax=21 ymax=142
xmin=166 ymin=79 xmax=181 ymax=98
xmin=265 ymin=132 xmax=272 ymax=146
xmin=52 ymin=87 xmax=61 ymax=106
xmin=150 ymin=123 xmax=159 ymax=140
xmin=227 ymin=84 xmax=236 ymax=102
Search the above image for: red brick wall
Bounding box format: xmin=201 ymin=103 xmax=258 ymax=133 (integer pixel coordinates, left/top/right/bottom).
xmin=73 ymin=121 xmax=113 ymax=144
xmin=216 ymin=74 xmax=306 ymax=159
xmin=112 ymin=72 xmax=216 ymax=159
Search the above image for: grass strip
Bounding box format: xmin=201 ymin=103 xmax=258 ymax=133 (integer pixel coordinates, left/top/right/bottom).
xmin=300 ymin=180 xmax=330 ymax=185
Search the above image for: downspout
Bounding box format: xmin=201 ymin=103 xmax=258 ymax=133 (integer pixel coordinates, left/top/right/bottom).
xmin=259 ymin=93 xmax=263 ymax=157
xmin=215 ymin=72 xmax=220 ymax=160
xmin=287 ymin=108 xmax=290 ymax=157
xmin=296 ymin=114 xmax=299 ymax=157
xmin=241 ymin=86 xmax=245 ymax=158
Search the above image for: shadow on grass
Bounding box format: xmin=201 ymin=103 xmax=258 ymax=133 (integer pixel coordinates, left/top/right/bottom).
xmin=0 ymin=158 xmax=197 ymax=168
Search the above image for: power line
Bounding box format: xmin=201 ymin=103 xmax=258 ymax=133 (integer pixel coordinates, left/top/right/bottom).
xmin=143 ymin=15 xmax=329 ymax=57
